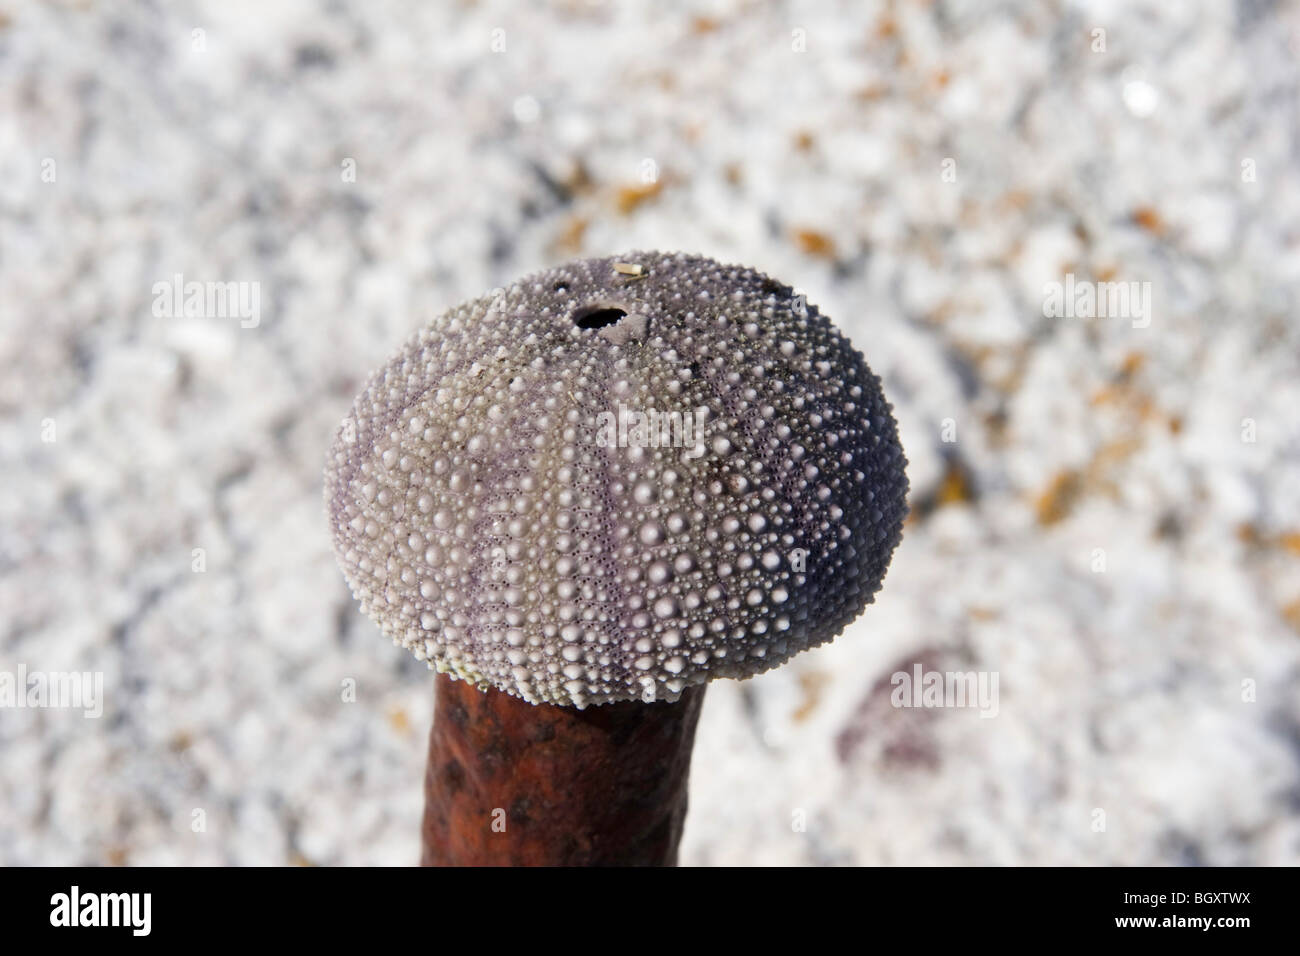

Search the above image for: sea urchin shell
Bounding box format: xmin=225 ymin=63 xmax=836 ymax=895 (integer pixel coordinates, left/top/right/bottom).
xmin=325 ymin=251 xmax=908 ymax=707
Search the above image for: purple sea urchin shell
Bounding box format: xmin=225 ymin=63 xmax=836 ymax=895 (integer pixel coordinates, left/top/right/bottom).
xmin=325 ymin=252 xmax=908 ymax=707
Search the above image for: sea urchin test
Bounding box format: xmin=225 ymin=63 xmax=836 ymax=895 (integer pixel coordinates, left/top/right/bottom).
xmin=325 ymin=252 xmax=908 ymax=709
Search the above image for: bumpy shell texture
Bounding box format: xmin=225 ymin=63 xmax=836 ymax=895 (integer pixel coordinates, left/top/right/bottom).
xmin=325 ymin=252 xmax=908 ymax=707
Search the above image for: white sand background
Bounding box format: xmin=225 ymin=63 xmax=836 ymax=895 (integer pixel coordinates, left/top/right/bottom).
xmin=1 ymin=0 xmax=1298 ymax=865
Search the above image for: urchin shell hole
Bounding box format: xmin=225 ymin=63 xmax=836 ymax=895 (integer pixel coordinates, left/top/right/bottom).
xmin=573 ymin=304 xmax=628 ymax=330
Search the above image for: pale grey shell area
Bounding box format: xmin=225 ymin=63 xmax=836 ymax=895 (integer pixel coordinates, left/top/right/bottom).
xmin=324 ymin=251 xmax=908 ymax=707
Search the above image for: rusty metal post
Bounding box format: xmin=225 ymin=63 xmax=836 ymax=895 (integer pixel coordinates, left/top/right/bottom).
xmin=421 ymin=672 xmax=705 ymax=866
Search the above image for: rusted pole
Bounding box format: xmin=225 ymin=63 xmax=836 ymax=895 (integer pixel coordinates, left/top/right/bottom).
xmin=421 ymin=672 xmax=706 ymax=866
